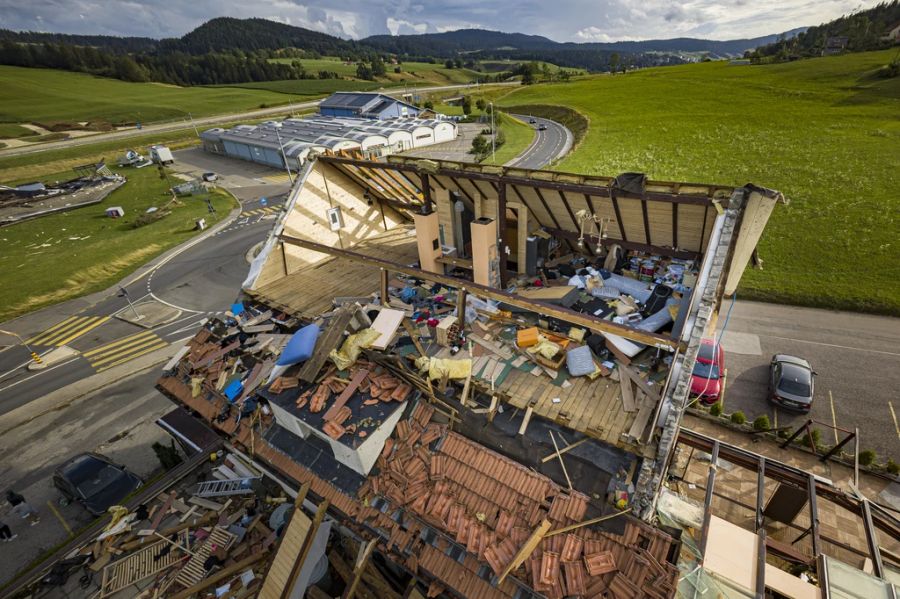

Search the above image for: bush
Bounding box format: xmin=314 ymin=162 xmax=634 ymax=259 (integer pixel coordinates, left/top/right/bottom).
xmin=730 ymin=411 xmax=746 ymax=425
xmin=859 ymin=449 xmax=877 ymax=466
xmin=799 ymin=428 xmax=822 ymax=450
xmin=709 ymin=402 xmax=723 ymax=417
xmin=752 ymin=415 xmax=771 ymax=431
xmin=887 ymin=459 xmax=899 ymax=475
xmin=152 ymin=440 xmax=183 ymax=470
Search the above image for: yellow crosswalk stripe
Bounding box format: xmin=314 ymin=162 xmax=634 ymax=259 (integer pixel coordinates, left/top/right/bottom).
xmin=29 ymin=316 xmax=110 ymax=346
xmin=52 ymin=316 xmax=111 ymax=346
xmin=83 ymin=330 xmax=168 ymax=370
xmin=28 ymin=316 xmax=80 ymax=345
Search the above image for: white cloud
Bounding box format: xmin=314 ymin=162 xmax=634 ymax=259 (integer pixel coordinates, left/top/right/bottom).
xmin=0 ymin=0 xmax=883 ymax=42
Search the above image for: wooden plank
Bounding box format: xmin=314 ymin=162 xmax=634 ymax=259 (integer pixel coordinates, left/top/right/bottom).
xmin=549 ymin=431 xmax=573 ymax=491
xmin=627 ymin=394 xmax=656 ymax=442
xmin=619 ymin=365 xmax=661 ymax=402
xmin=188 ymin=496 xmax=224 ymax=511
xmin=469 ymin=334 xmax=513 ymax=360
xmin=497 ymin=519 xmax=552 ymax=583
xmin=370 ymin=308 xmax=405 ymax=350
xmin=298 ymin=307 xmax=355 ymax=383
xmin=619 ymin=376 xmax=635 ymax=413
xmin=342 ymin=540 xmax=376 ymax=599
xmin=401 ymin=320 xmax=427 ymax=357
xmin=540 ymin=437 xmax=590 ymax=463
xmin=323 ymin=369 xmax=369 ymax=422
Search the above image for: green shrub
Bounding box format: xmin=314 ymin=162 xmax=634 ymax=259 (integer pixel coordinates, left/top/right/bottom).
xmin=709 ymin=402 xmax=723 ymax=417
xmin=730 ymin=411 xmax=746 ymax=425
xmin=752 ymin=415 xmax=771 ymax=431
xmin=859 ymin=450 xmax=877 ymax=466
xmin=152 ymin=440 xmax=183 ymax=470
xmin=801 ymin=428 xmax=822 ymax=450
xmin=887 ymin=459 xmax=899 ymax=475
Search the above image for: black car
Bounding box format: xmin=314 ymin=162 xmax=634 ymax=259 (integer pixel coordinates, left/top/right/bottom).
xmin=538 ymin=124 xmax=547 ymax=131
xmin=53 ymin=453 xmax=142 ymax=516
xmin=529 ymin=117 xmax=537 ymax=124
xmin=768 ymin=354 xmax=816 ymax=412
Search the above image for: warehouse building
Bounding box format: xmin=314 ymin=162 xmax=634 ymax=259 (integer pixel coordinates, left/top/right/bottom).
xmin=200 ymin=115 xmax=457 ymax=170
xmin=318 ymin=91 xmax=420 ymax=119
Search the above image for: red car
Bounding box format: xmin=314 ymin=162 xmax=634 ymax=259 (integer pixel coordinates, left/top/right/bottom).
xmin=690 ymin=338 xmax=725 ymax=404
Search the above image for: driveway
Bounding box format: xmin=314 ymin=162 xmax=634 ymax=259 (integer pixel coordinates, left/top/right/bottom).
xmin=716 ymin=300 xmax=900 ymax=463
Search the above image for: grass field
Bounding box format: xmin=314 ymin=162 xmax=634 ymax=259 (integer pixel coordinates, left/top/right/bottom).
xmin=499 ymin=50 xmax=900 ymax=314
xmin=216 ymin=79 xmax=382 ymax=94
xmin=0 ymin=167 xmax=235 ymax=321
xmin=0 ymin=66 xmax=302 ymax=126
xmin=269 ymin=56 xmax=482 ymax=85
xmin=490 ymin=113 xmax=536 ymax=164
xmin=0 ymin=124 xmax=37 ymax=139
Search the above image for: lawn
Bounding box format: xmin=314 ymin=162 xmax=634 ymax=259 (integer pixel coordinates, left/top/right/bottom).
xmin=0 ymin=65 xmax=298 ymax=126
xmin=490 ymin=113 xmax=536 ymax=165
xmin=216 ymin=79 xmax=383 ymax=94
xmin=499 ymin=50 xmax=900 ymax=315
xmin=0 ymin=124 xmax=37 ymax=139
xmin=0 ymin=167 xmax=235 ymax=321
xmin=269 ymin=56 xmax=482 ymax=85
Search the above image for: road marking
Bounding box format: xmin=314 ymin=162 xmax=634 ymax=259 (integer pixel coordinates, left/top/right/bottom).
xmin=829 ymin=390 xmax=839 ymax=444
xmin=28 ymin=316 xmax=111 ymax=347
xmin=889 ymin=401 xmax=900 ymax=441
xmin=83 ymin=330 xmax=168 ymax=371
xmin=765 ymin=335 xmax=900 ymax=357
xmin=0 ymin=357 xmax=81 ymax=395
xmin=46 ymin=500 xmax=73 ymax=536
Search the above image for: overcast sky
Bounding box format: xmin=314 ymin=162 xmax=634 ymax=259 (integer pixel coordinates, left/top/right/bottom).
xmin=0 ymin=0 xmax=878 ymax=42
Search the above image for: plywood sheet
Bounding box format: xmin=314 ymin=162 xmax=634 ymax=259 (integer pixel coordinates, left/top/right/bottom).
xmin=370 ymin=308 xmax=405 ymax=350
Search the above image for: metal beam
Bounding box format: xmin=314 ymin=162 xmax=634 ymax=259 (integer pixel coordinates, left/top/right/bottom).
xmin=756 ymin=529 xmax=766 ymax=599
xmin=861 ymin=500 xmax=885 ymax=578
xmin=544 ymin=227 xmax=700 ymax=260
xmin=756 ymin=456 xmax=765 ymax=531
xmin=319 ymin=156 xmax=715 ymax=205
xmin=279 ymin=233 xmax=681 ymax=350
xmin=807 ymin=473 xmax=820 ymax=558
xmin=497 ymin=182 xmax=509 ymax=287
xmin=699 ymin=440 xmax=719 ymax=557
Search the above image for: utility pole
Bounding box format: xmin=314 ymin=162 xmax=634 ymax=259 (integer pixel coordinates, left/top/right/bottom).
xmin=274 ymin=126 xmax=295 ymax=184
xmin=489 ymin=102 xmax=496 ymax=164
xmin=188 ymin=113 xmax=200 ymax=137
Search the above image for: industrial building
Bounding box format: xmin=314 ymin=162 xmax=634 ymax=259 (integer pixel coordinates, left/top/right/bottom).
xmin=318 ymin=91 xmax=421 ymax=119
xmin=200 ymin=115 xmax=457 ymax=170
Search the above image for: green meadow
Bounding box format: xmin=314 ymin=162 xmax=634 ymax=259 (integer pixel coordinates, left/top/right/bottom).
xmin=500 ymin=50 xmax=900 ymax=314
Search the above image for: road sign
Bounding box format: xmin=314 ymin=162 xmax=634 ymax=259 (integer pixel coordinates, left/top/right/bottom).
xmin=260 ymin=197 xmax=268 ymax=207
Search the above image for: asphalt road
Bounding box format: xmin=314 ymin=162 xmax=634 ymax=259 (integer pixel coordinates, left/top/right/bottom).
xmin=0 ymin=82 xmax=517 ymax=159
xmin=506 ymin=115 xmax=572 ymax=169
xmin=716 ymin=299 xmax=900 ymax=463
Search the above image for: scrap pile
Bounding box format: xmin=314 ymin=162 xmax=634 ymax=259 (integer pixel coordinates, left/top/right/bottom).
xmin=65 ymin=452 xmax=285 ymax=598
xmin=356 ymin=403 xmax=680 ymax=599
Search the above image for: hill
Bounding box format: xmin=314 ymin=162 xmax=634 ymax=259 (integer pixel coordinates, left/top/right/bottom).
xmin=160 ymin=17 xmax=361 ymax=56
xmin=752 ymin=0 xmax=900 ymax=60
xmin=361 ymin=27 xmax=807 ymax=61
xmin=499 ymin=50 xmax=900 ymax=314
xmin=0 ymin=29 xmax=157 ymax=53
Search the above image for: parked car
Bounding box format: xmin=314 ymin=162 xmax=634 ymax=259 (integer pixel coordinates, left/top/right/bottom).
xmin=202 ymin=172 xmax=218 ymax=182
xmin=689 ymin=338 xmax=725 ymax=404
xmin=529 ymin=118 xmax=537 ymax=124
xmin=768 ymin=355 xmax=816 ymax=412
xmin=53 ymin=453 xmax=142 ymax=516
xmin=538 ymin=124 xmax=547 ymax=131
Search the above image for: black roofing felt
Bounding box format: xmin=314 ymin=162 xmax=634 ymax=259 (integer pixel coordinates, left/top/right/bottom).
xmin=258 ymin=378 xmax=409 ymax=449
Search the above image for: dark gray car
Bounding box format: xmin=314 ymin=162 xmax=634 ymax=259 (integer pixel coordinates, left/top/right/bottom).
xmin=53 ymin=453 xmax=142 ymax=516
xmin=768 ymin=354 xmax=815 ymax=412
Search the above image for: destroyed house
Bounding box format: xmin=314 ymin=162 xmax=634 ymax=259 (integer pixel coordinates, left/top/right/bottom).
xmin=155 ymin=154 xmax=794 ymax=598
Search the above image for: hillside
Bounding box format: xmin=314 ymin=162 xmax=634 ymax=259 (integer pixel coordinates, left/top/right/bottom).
xmin=752 ymin=0 xmax=900 ymax=60
xmin=499 ymin=50 xmax=900 ymax=314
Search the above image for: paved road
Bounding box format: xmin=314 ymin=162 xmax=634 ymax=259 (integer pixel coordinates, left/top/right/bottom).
xmin=0 ymin=82 xmax=517 ymax=159
xmin=506 ymin=115 xmax=572 ymax=169
xmin=716 ymin=299 xmax=900 ymax=463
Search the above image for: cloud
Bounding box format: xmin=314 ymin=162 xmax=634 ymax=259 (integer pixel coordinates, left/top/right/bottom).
xmin=0 ymin=0 xmax=883 ymax=41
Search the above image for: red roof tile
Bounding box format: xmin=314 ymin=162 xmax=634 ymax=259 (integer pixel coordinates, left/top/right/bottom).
xmin=539 ymin=551 xmax=561 ymax=587
xmin=583 ymin=550 xmax=617 ymax=576
xmin=563 ymin=560 xmax=586 ymax=596
xmin=561 ymin=533 xmax=584 ymax=562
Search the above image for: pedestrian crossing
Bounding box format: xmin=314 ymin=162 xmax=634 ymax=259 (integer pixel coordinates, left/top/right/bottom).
xmin=81 ymin=330 xmax=168 ymax=372
xmin=27 ymin=316 xmax=111 ymax=347
xmin=241 ymin=206 xmax=280 ymax=218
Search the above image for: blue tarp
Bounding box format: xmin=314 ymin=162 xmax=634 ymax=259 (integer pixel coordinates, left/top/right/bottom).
xmin=224 ymin=380 xmax=243 ymax=401
xmin=231 ymin=302 xmax=245 ymax=316
xmin=276 ymin=323 xmax=321 ymax=366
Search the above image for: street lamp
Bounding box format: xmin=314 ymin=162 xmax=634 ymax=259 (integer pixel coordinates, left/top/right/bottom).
xmin=0 ymin=328 xmax=41 ymax=365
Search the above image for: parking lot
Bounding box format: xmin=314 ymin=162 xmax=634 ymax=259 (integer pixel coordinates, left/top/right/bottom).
xmin=716 ymin=300 xmax=900 ymax=463
xmin=170 ymin=147 xmax=293 ymax=202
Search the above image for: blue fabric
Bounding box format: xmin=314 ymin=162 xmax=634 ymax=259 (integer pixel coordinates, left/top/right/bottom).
xmin=566 ymin=345 xmax=596 ymax=377
xmin=224 ymin=380 xmax=243 ymax=401
xmin=231 ymin=302 xmax=245 ymax=316
xmin=276 ymin=323 xmax=321 ymax=366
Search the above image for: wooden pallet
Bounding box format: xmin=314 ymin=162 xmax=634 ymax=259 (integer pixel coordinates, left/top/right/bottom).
xmin=174 ymin=526 xmax=236 ymax=588
xmin=99 ymin=530 xmax=191 ymax=597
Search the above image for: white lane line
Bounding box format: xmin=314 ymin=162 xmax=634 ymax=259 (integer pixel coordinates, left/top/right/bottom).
xmin=829 ymin=391 xmax=838 ymax=444
xmin=0 ymin=357 xmax=81 ymax=395
xmin=148 ymin=292 xmax=204 ymax=314
xmin=889 ymin=401 xmax=900 ymax=441
xmin=765 ymin=334 xmax=900 ymax=357
xmin=168 ymin=317 xmax=209 ymax=336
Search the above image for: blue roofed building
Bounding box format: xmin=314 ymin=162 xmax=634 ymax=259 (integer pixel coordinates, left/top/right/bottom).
xmin=319 ymin=92 xmax=420 ymax=120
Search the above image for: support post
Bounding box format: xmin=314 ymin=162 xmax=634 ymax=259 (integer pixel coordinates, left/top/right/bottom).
xmin=756 ymin=456 xmax=765 ymax=531
xmin=380 ymin=268 xmax=389 ymax=307
xmin=755 ymin=529 xmax=767 ymax=599
xmin=699 ymin=441 xmax=719 ymax=557
xmin=861 ymin=500 xmax=884 ymax=579
xmin=497 ymin=182 xmax=509 ymax=287
xmin=821 ymin=430 xmax=855 ymax=462
xmin=780 ymin=419 xmax=813 ymax=449
xmin=807 ymin=473 xmax=820 ymax=559
xmin=456 ymin=287 xmax=467 ymax=332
